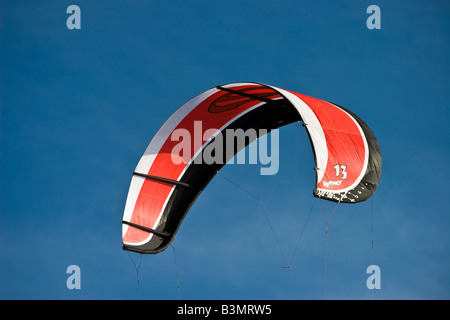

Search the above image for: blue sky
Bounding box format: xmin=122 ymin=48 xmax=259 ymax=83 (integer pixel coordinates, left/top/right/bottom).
xmin=1 ymin=0 xmax=449 ymax=299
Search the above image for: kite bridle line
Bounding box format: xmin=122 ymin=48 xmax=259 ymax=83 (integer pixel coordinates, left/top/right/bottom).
xmin=319 ymin=195 xmax=342 ymax=300
xmin=126 ymin=251 xmax=142 ymax=299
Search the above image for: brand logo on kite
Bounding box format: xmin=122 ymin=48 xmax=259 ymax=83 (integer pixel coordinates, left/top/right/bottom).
xmin=208 ymin=87 xmax=280 ymax=113
xmin=323 ymin=180 xmax=342 ymax=188
xmin=170 ymin=121 xmax=279 ymax=175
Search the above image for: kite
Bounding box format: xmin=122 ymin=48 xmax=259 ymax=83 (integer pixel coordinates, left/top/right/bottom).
xmin=121 ymin=82 xmax=382 ymax=254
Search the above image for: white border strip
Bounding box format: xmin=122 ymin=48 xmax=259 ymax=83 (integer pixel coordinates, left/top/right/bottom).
xmin=269 ymin=86 xmax=328 ymax=183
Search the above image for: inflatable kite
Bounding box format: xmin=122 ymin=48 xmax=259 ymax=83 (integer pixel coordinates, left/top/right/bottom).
xmin=121 ymin=82 xmax=382 ymax=254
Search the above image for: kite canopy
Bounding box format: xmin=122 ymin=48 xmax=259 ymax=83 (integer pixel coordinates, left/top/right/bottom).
xmin=122 ymin=82 xmax=382 ymax=254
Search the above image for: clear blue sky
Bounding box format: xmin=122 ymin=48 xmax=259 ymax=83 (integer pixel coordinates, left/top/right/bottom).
xmin=1 ymin=0 xmax=449 ymax=299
